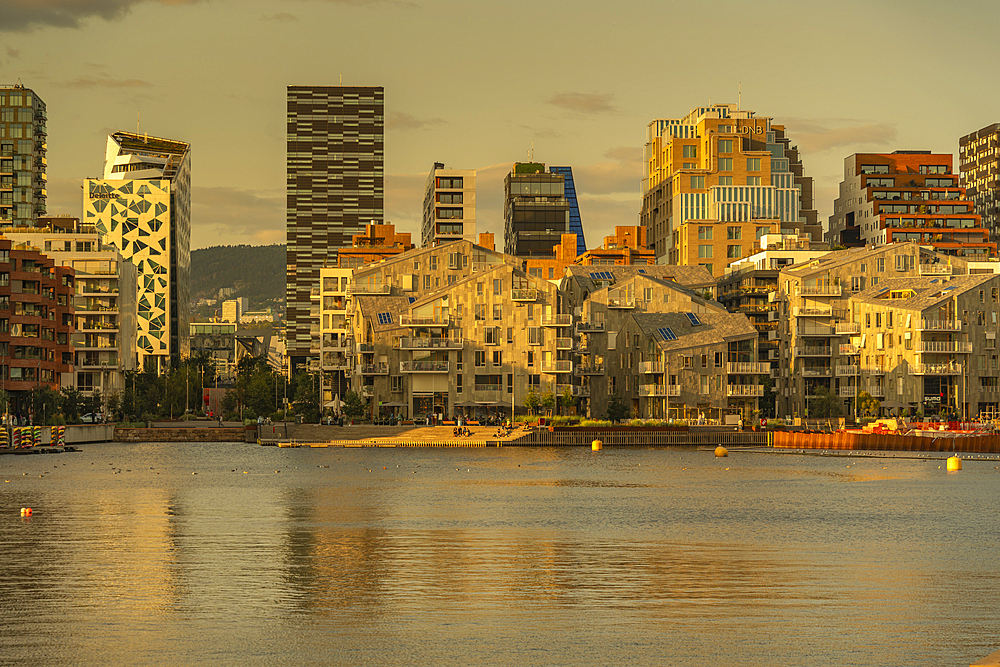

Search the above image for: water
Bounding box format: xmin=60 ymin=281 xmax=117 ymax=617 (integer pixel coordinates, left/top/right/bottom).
xmin=2 ymin=443 xmax=999 ymax=666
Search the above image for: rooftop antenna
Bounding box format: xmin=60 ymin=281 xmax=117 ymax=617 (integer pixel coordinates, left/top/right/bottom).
xmin=137 ymin=110 xmax=140 ymax=135
xmin=340 ymin=73 xmax=343 ymax=85
xmin=531 ymin=140 xmax=534 ymax=161
xmin=738 ymin=82 xmax=741 ymax=111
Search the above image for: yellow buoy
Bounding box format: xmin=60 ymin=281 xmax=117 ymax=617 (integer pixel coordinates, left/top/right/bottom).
xmin=715 ymin=446 xmax=729 ymax=458
xmin=947 ymin=455 xmax=962 ymax=472
xmin=592 ymin=439 xmax=603 ymax=451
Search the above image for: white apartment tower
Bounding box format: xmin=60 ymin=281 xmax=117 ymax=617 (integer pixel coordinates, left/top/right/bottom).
xmin=422 ymin=163 xmax=476 ymax=247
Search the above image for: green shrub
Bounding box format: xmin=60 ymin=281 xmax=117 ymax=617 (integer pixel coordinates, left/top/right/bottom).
xmin=579 ymin=419 xmax=614 ymax=427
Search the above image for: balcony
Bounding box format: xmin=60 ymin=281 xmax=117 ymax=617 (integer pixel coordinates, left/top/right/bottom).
xmin=400 ymin=361 xmax=450 ymax=373
xmin=726 ymin=384 xmax=764 ymax=397
xmin=865 ymin=385 xmax=886 ymax=398
xmin=911 ymin=363 xmax=963 ymax=375
xmin=918 ymin=341 xmax=973 ymax=353
xmin=865 ymin=366 xmax=886 ymax=375
xmin=727 ymin=362 xmax=770 ymax=374
xmin=767 ymin=310 xmax=780 ymax=322
xmin=360 ymin=363 xmax=389 ymax=375
xmin=474 ymin=383 xmax=502 ymax=392
xmin=607 ymin=297 xmax=635 ymax=309
xmin=358 ymin=343 xmax=374 ymax=353
xmin=575 ymin=364 xmax=605 ymax=375
xmin=839 ymin=344 xmax=860 ymax=355
xmin=802 ymin=368 xmax=832 ymax=377
xmin=541 ymin=314 xmax=572 ymax=327
xmin=555 ymin=337 xmax=574 ymax=350
xmin=800 ymin=284 xmax=842 ymax=297
xmin=576 ymin=320 xmax=605 ymax=332
xmin=398 ymin=337 xmax=463 ymax=350
xmin=347 ymin=284 xmax=390 ymax=296
xmin=797 ymin=346 xmax=832 ymax=357
xmin=919 ymin=263 xmax=953 ymax=275
xmin=399 ymin=315 xmax=449 ymax=327
xmin=640 ymin=384 xmax=681 ymax=397
xmin=835 ymin=365 xmax=860 ymax=376
xmin=638 ymin=361 xmax=664 ymax=374
xmin=541 ymin=360 xmax=573 ymax=373
xmin=918 ymin=319 xmax=962 ymax=331
xmin=794 ymin=307 xmax=833 ymax=317
xmin=511 ymin=288 xmax=539 ymax=301
xmin=835 ymin=321 xmax=861 ymax=334
xmin=770 ymin=368 xmax=781 ymax=379
xmin=838 ymin=386 xmax=857 ymax=398
xmin=798 ymin=325 xmax=834 ymax=336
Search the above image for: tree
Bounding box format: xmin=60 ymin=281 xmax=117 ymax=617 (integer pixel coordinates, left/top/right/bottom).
xmin=560 ymin=385 xmax=575 ymax=415
xmin=810 ymin=387 xmax=843 ymax=418
xmin=540 ymin=390 xmax=555 ymax=415
xmin=342 ymin=391 xmax=365 ymax=418
xmin=524 ymin=389 xmax=540 ymax=415
xmin=858 ymin=391 xmax=880 ymax=418
xmin=60 ymin=387 xmax=83 ymax=423
xmin=291 ymin=371 xmax=320 ymax=423
xmin=607 ymin=392 xmax=629 ymax=423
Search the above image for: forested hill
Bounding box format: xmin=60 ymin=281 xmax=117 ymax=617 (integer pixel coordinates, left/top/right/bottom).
xmin=191 ymin=244 xmax=285 ymax=307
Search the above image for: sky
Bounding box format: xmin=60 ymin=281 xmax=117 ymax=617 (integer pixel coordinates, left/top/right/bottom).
xmin=3 ymin=0 xmax=1000 ymax=251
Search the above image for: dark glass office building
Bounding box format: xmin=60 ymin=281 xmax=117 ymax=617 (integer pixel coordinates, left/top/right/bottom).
xmin=0 ymin=84 xmax=47 ymax=227
xmin=503 ymin=163 xmax=570 ymax=257
xmin=547 ymin=166 xmax=586 ymax=255
xmin=286 ymin=86 xmax=384 ymax=368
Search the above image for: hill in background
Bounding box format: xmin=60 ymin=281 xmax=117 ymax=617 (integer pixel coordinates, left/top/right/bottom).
xmin=191 ymin=244 xmax=285 ymax=313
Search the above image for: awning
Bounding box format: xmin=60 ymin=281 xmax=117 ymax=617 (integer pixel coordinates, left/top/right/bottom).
xmin=381 ymin=401 xmax=406 ymax=407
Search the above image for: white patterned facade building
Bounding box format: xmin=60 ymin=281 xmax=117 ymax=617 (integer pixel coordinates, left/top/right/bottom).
xmin=83 ymin=131 xmax=190 ymax=373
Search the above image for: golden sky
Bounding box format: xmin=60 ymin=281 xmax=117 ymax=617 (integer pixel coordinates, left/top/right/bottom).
xmin=2 ymin=0 xmax=998 ymax=249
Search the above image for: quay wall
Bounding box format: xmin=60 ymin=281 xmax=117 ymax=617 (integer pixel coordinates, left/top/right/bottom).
xmin=774 ymin=430 xmax=1000 ymax=453
xmin=115 ymin=428 xmax=249 ymax=443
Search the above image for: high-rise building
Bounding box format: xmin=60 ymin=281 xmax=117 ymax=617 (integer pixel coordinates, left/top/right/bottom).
xmin=547 ymin=166 xmax=586 ymax=255
xmin=640 ymin=103 xmax=821 ymax=269
xmin=959 ymin=124 xmax=1000 ymax=239
xmin=84 ymin=130 xmax=191 ymax=373
xmin=221 ymin=299 xmax=242 ymax=324
xmin=286 ymin=85 xmax=384 ymax=370
xmin=827 ymin=151 xmax=995 ymax=259
xmin=503 ymin=162 xmax=570 ymax=257
xmin=0 ymin=83 xmax=47 ymax=226
xmin=422 ymin=163 xmax=476 ymax=247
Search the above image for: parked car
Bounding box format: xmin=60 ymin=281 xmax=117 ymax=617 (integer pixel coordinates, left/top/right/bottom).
xmin=82 ymin=412 xmax=103 ymax=423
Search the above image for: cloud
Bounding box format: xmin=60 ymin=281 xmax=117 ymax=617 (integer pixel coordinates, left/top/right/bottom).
xmin=262 ymin=12 xmax=297 ymax=21
xmin=546 ymin=92 xmax=617 ymax=115
xmin=781 ymin=118 xmax=898 ymax=154
xmin=386 ymin=112 xmax=446 ymax=131
xmin=6 ymin=47 xmax=19 ymax=58
xmin=572 ymin=146 xmax=643 ymax=195
xmin=60 ymin=74 xmax=152 ymax=89
xmin=191 ymin=185 xmax=285 ymax=249
xmin=0 ymin=0 xmax=202 ymax=33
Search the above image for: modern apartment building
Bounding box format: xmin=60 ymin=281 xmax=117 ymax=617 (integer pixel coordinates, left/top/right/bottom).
xmin=421 ymin=164 xmax=476 ymax=247
xmin=286 ymin=85 xmax=384 ymax=370
xmin=503 ymin=162 xmax=570 ymax=258
xmin=773 ymin=242 xmax=971 ymax=418
xmin=0 ymin=83 xmax=47 ymax=226
xmin=314 ymin=266 xmax=353 ymax=403
xmin=221 ymin=299 xmax=243 ymax=324
xmin=640 ymin=103 xmax=821 ymax=268
xmin=959 ymin=124 xmax=1000 ymax=239
xmin=336 ymin=223 xmax=412 ymax=270
xmin=0 ymin=237 xmax=75 ymax=416
xmin=574 ymin=226 xmax=656 ymax=267
xmin=84 ymin=130 xmax=191 ymax=373
xmin=827 ymin=151 xmax=995 ymax=259
xmin=3 ymin=215 xmax=137 ymax=399
xmin=190 ymin=322 xmax=237 ymax=380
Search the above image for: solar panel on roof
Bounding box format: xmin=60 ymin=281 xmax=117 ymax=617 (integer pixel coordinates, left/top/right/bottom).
xmin=377 ymin=312 xmax=392 ymax=325
xmin=638 ymin=269 xmax=646 ymax=274
xmin=685 ymin=312 xmax=702 ymax=326
xmin=408 ymin=297 xmax=416 ymax=303
xmin=657 ymin=327 xmax=677 ymax=341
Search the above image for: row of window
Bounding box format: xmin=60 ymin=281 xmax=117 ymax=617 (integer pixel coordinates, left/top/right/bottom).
xmin=697 ymin=244 xmax=743 ymax=259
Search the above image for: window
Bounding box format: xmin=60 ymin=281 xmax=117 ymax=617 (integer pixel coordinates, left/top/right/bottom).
xmin=492 ymin=350 xmax=503 ymax=367
xmin=486 ymin=327 xmax=499 ymax=345
xmin=727 ymin=245 xmax=742 ymax=259
xmin=429 ymin=256 xmax=438 ymax=270
xmin=690 ymin=175 xmax=704 ymax=189
xmin=493 ymin=304 xmax=503 ymax=320
xmin=683 ymin=145 xmax=697 ymax=158
xmin=528 ymin=327 xmax=542 ymax=345
xmin=700 ymin=263 xmax=713 ymax=276
xmin=476 ymin=282 xmax=483 ymax=295
xmin=456 ymin=374 xmax=463 ymax=393
xmin=448 ymin=275 xmax=456 ymax=285
xmin=475 ymin=304 xmax=485 ymax=320
xmin=698 ymin=226 xmax=713 ymax=240
xmin=895 ymin=254 xmax=915 ymax=271
xmin=475 ymin=351 xmax=486 ymax=367
xmin=493 ymin=279 xmax=501 ymax=295
xmin=727 ymin=226 xmax=742 ymax=240
xmin=507 ymin=373 xmax=513 ymax=394
xmin=507 ymin=327 xmax=513 ymax=343
xmin=746 ymin=176 xmax=761 ymax=186
xmin=643 ymin=287 xmax=652 ymax=302
xmin=719 ymin=158 xmax=733 ymax=171
xmin=700 ymin=375 xmax=709 ymax=394
xmin=527 ymin=351 xmax=534 ymax=366
xmin=756 ymin=226 xmax=769 ymax=239
xmin=747 ymin=158 xmax=761 ymax=171
xmin=423 ymin=275 xmax=431 ymax=289
xmin=876 ymin=258 xmax=885 ymax=272
xmin=529 ymin=374 xmax=540 ymax=388
xmin=701 ymin=354 xmax=708 ymax=368
xmin=527 ymin=304 xmax=534 ymax=320
xmin=390 ymin=376 xmax=402 ymax=392
xmin=413 ymin=260 xmax=420 ymax=271
xmin=718 ymin=176 xmax=733 ymax=186
xmin=852 ymin=276 xmax=866 ymax=292
xmin=718 ymin=139 xmax=733 ymax=153
xmin=548 ymin=267 xmax=555 ymax=279
xmin=715 ymin=352 xmax=723 ymax=368
xmin=698 ymin=245 xmax=713 ymax=258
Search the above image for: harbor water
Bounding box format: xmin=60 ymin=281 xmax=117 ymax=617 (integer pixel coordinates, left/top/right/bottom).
xmin=2 ymin=442 xmax=999 ymax=666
